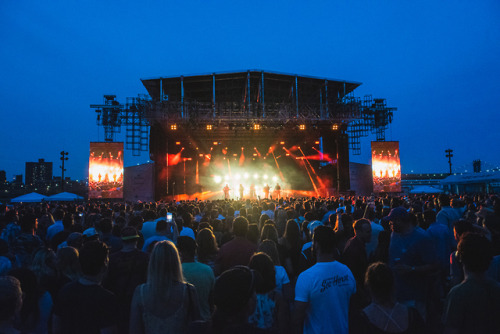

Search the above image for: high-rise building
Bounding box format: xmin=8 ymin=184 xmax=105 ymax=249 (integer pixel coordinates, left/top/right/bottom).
xmin=0 ymin=170 xmax=6 ymax=183
xmin=25 ymin=159 xmax=52 ymax=185
xmin=14 ymin=175 xmax=23 ymax=184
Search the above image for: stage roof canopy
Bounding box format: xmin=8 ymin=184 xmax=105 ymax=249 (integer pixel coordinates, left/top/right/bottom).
xmin=141 ymin=70 xmax=361 ymax=102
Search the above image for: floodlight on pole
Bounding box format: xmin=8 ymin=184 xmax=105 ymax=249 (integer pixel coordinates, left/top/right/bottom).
xmin=445 ymin=149 xmax=453 ymax=175
xmin=60 ymin=151 xmax=69 ymax=191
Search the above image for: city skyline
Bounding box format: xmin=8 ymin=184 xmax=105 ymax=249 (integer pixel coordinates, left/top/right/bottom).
xmin=1 ymin=0 xmax=499 ymax=181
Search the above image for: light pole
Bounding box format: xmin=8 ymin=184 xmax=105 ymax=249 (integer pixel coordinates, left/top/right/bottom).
xmin=445 ymin=149 xmax=453 ymax=175
xmin=60 ymin=151 xmax=68 ymax=191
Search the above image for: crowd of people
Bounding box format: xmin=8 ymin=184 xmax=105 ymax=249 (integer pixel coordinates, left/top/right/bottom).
xmin=0 ymin=192 xmax=499 ymax=333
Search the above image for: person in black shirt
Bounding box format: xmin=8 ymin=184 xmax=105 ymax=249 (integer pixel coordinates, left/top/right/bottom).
xmin=103 ymin=227 xmax=149 ymax=334
xmin=53 ymin=240 xmax=119 ymax=334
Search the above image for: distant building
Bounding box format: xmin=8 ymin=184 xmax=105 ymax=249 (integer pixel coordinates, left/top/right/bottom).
xmin=441 ymin=171 xmax=500 ymax=194
xmin=0 ymin=170 xmax=6 ymax=183
xmin=14 ymin=175 xmax=23 ymax=184
xmin=25 ymin=159 xmax=53 ymax=185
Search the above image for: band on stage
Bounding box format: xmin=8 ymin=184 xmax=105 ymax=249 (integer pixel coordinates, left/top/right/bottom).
xmin=223 ymin=183 xmax=282 ymax=199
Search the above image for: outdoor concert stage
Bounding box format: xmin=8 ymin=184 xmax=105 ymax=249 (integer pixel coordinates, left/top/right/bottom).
xmin=144 ymin=71 xmax=356 ymax=200
xmin=92 ymin=70 xmax=395 ymax=201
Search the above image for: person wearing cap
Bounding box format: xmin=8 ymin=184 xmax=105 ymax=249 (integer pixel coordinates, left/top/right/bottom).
xmin=82 ymin=227 xmax=99 ymax=242
xmin=387 ymin=207 xmax=438 ymax=320
xmin=103 ymin=227 xmax=149 ymax=334
xmin=294 ymin=225 xmax=356 ymax=334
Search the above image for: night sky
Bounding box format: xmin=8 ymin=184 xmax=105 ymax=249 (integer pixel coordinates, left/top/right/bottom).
xmin=1 ymin=0 xmax=499 ymax=181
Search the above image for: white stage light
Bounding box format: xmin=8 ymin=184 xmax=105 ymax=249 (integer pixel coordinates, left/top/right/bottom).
xmin=224 ymin=175 xmax=230 ymax=181
xmin=263 ymin=175 xmax=268 ymax=180
xmin=253 ymin=173 xmax=258 ymax=179
xmin=244 ymin=173 xmax=249 ymax=179
xmin=272 ymin=176 xmax=278 ymax=182
xmin=214 ymin=175 xmax=222 ymax=184
xmin=235 ymin=174 xmax=241 ymax=180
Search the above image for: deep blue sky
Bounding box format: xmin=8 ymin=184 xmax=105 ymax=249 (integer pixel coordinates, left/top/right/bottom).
xmin=1 ymin=0 xmax=499 ymax=181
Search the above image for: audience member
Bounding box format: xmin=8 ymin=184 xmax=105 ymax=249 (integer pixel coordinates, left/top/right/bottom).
xmin=351 ymin=262 xmax=424 ymax=333
xmin=103 ymin=227 xmax=148 ymax=334
xmin=129 ymin=240 xmax=201 ymax=334
xmin=443 ymin=233 xmax=500 ymax=333
xmin=293 ymin=225 xmax=356 ymax=334
xmin=177 ymin=236 xmax=215 ymax=322
xmin=248 ymin=252 xmax=289 ymax=333
xmin=52 ymin=240 xmax=119 ymax=333
xmin=212 ymin=266 xmax=261 ymax=333
xmin=0 ymin=276 xmax=23 ymax=334
xmin=215 ymin=216 xmax=257 ymax=275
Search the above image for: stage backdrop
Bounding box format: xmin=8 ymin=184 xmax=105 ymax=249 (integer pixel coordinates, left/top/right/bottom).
xmin=371 ymin=141 xmax=401 ymax=193
xmin=89 ymin=142 xmax=124 ymax=199
xmin=124 ymin=163 xmax=155 ymax=202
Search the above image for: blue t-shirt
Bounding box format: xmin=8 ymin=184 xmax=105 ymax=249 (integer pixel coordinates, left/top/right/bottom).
xmin=389 ymin=228 xmax=436 ymax=302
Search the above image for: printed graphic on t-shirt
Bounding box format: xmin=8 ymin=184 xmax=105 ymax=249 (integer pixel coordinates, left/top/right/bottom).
xmin=320 ymin=275 xmax=350 ymax=292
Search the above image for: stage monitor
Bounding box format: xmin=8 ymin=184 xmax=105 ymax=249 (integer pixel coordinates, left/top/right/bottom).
xmin=89 ymin=142 xmax=124 ymax=199
xmin=371 ymin=141 xmax=401 ymax=193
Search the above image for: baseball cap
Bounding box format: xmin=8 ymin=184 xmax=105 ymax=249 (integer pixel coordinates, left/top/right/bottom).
xmin=121 ymin=227 xmax=140 ymax=241
xmin=384 ymin=207 xmax=409 ymax=222
xmin=82 ymin=227 xmax=99 ymax=239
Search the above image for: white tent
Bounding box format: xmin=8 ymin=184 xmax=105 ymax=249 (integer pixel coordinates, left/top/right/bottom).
xmin=11 ymin=192 xmax=46 ymax=203
xmin=409 ymin=185 xmax=443 ymax=194
xmin=45 ymin=192 xmax=84 ymax=201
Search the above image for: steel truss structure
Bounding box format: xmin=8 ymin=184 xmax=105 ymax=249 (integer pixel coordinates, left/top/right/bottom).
xmin=91 ymin=70 xmax=396 ymax=157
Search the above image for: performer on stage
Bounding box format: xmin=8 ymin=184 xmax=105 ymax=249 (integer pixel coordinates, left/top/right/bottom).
xmin=274 ymin=183 xmax=281 ymax=199
xmin=223 ymin=184 xmax=231 ymax=200
xmin=239 ymin=184 xmax=244 ymax=200
xmin=263 ymin=184 xmax=270 ymax=199
xmin=249 ymin=184 xmax=256 ymax=199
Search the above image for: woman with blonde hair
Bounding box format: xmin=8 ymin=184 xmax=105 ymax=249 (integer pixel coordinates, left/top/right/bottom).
xmin=130 ymin=240 xmax=201 ymax=334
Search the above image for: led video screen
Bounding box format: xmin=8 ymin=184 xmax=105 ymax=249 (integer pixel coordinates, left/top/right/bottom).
xmin=372 ymin=141 xmax=401 ymax=193
xmin=89 ymin=142 xmax=124 ymax=199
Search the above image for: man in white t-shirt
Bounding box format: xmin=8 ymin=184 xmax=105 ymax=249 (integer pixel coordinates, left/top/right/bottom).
xmin=293 ymin=225 xmax=356 ymax=334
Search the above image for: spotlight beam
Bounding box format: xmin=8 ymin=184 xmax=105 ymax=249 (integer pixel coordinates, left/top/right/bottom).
xmin=298 ymin=147 xmax=326 ymax=189
xmin=271 ymin=150 xmax=285 ymax=182
xmin=297 ymin=147 xmax=321 ymax=196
